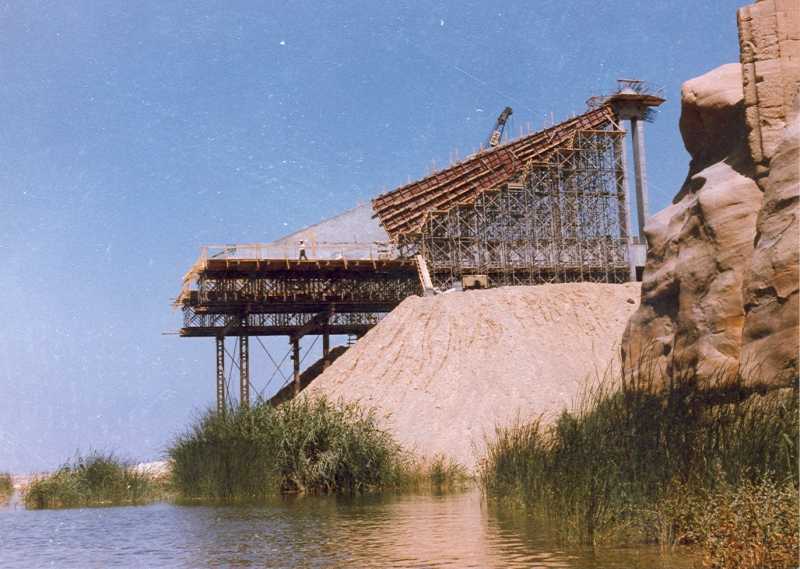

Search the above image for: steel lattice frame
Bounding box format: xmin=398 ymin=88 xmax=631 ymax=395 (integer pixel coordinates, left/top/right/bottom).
xmin=417 ymin=128 xmax=633 ymax=290
xmin=194 ymin=273 xmax=419 ymax=308
xmin=179 ymin=263 xmax=419 ymax=337
xmin=182 ymin=308 xmax=387 ymax=334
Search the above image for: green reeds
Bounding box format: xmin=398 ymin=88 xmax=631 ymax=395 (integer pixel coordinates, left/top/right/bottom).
xmin=480 ymin=369 xmax=799 ymax=554
xmin=24 ymin=452 xmax=161 ymax=509
xmin=0 ymin=472 xmax=12 ymax=500
xmin=399 ymin=454 xmax=472 ymax=492
xmin=699 ymin=477 xmax=798 ymax=569
xmin=170 ymin=397 xmax=472 ymax=500
xmin=170 ymin=396 xmax=409 ymax=499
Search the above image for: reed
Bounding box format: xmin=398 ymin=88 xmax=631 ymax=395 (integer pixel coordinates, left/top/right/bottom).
xmin=479 ymin=367 xmax=799 ymax=562
xmin=0 ymin=472 xmax=12 ymax=500
xmin=699 ymin=477 xmax=798 ymax=569
xmin=399 ymin=454 xmax=472 ymax=492
xmin=170 ymin=396 xmax=414 ymax=499
xmin=24 ymin=453 xmax=160 ymax=509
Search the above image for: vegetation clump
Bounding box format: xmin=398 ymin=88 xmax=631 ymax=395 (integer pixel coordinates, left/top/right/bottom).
xmin=401 ymin=453 xmax=471 ymax=493
xmin=24 ymin=452 xmax=160 ymax=509
xmin=479 ymin=369 xmax=798 ymax=568
xmin=170 ymin=396 xmax=466 ymax=500
xmin=0 ymin=472 xmax=12 ymax=501
xmin=699 ymin=478 xmax=798 ymax=569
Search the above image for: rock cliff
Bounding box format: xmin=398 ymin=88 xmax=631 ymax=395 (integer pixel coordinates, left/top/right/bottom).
xmin=622 ymin=0 xmax=799 ymax=387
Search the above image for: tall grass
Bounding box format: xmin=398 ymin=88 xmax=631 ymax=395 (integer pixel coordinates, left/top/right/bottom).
xmin=480 ymin=368 xmax=798 ymax=562
xmin=0 ymin=472 xmax=12 ymax=500
xmin=170 ymin=396 xmax=420 ymax=499
xmin=699 ymin=478 xmax=798 ymax=569
xmin=24 ymin=452 xmax=161 ymax=509
xmin=401 ymin=454 xmax=472 ymax=493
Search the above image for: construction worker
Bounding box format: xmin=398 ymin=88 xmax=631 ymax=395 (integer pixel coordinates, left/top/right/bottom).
xmin=298 ymin=239 xmax=308 ymax=260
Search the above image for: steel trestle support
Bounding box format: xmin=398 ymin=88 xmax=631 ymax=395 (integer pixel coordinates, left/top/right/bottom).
xmin=215 ymin=336 xmax=225 ymax=414
xmin=239 ymin=334 xmax=250 ymax=408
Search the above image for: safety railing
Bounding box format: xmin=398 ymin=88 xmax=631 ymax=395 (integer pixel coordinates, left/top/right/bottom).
xmin=198 ymin=241 xmax=401 ymax=264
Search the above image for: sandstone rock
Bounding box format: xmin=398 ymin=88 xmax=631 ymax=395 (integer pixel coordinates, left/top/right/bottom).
xmin=622 ymin=2 xmax=799 ymax=387
xmin=622 ymin=64 xmax=763 ymax=381
xmin=738 ymin=0 xmax=800 ymax=170
xmin=741 ymin=106 xmax=799 ymax=385
xmin=679 ymin=63 xmax=749 ymax=170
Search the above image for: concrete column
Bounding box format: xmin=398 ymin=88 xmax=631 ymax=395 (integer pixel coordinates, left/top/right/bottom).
xmin=292 ymin=337 xmax=301 ymax=396
xmin=630 ymin=118 xmax=650 ymax=241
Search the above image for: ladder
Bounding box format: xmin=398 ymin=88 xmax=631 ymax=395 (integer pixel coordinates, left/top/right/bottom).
xmin=415 ymin=255 xmax=435 ymax=294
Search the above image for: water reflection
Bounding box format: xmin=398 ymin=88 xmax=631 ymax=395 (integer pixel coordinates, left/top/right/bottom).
xmin=0 ymin=489 xmax=695 ymax=568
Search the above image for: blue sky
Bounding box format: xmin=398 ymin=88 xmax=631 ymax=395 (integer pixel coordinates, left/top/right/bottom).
xmin=0 ymin=1 xmax=745 ymax=472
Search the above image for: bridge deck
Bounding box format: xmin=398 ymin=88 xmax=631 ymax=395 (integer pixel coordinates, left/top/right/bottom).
xmin=178 ymin=254 xmax=421 ymax=337
xmin=201 ymin=257 xmax=415 ymax=275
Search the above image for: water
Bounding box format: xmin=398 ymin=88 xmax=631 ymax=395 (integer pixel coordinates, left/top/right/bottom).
xmin=0 ymin=489 xmax=696 ymax=568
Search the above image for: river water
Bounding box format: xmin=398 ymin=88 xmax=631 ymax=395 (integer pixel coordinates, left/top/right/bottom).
xmin=0 ymin=489 xmax=696 ymax=568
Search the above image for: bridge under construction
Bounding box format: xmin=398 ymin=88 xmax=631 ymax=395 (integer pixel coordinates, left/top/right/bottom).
xmin=176 ymin=80 xmax=664 ymax=411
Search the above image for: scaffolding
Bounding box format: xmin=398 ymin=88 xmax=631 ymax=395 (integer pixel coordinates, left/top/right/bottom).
xmin=402 ymin=128 xmax=633 ymax=289
xmin=176 ymin=255 xmax=419 ymax=410
xmin=372 ymin=105 xmax=619 ymax=238
xmin=178 ymin=257 xmax=418 ymax=337
xmin=176 ymin=86 xmax=664 ymax=410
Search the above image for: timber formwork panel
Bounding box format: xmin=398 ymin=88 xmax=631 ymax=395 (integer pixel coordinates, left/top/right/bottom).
xmin=372 ymin=105 xmax=619 ymax=237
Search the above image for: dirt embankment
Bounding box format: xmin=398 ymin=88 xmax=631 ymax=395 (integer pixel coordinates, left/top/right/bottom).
xmin=306 ymin=282 xmax=641 ymax=470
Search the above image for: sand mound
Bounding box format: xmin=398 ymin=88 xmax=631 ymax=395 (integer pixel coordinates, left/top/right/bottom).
xmin=305 ymin=282 xmax=641 ymax=470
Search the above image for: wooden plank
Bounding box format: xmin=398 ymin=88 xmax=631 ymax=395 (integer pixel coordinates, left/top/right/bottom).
xmin=372 ymin=105 xmax=617 ymax=238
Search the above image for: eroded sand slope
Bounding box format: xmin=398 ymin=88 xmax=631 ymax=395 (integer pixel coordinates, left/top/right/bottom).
xmin=306 ymin=282 xmax=641 ymax=470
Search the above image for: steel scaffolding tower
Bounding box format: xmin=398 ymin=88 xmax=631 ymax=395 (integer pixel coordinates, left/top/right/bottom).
xmin=410 ymin=129 xmax=633 ymax=289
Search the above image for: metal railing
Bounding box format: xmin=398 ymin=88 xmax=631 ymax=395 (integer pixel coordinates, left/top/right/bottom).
xmin=198 ymin=241 xmax=401 ymax=264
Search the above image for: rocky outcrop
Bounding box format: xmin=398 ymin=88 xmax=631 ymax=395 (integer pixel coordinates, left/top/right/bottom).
xmin=741 ymin=105 xmax=799 ymax=384
xmin=622 ymin=1 xmax=799 ymax=387
xmin=738 ymin=0 xmax=800 ymax=173
xmin=738 ymin=0 xmax=800 ymax=385
xmin=621 ymin=64 xmax=764 ymax=380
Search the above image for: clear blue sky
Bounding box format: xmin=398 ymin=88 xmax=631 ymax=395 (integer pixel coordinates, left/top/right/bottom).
xmin=1 ymin=1 xmax=745 ymax=472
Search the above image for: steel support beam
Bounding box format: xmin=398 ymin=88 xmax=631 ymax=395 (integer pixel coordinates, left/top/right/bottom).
xmin=215 ymin=336 xmax=225 ymax=414
xmin=291 ymin=337 xmax=301 ymax=396
xmin=239 ymin=334 xmax=250 ymax=408
xmin=322 ymin=332 xmax=330 ymax=369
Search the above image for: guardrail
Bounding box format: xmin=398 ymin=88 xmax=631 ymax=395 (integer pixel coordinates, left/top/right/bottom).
xmin=175 ymin=241 xmax=403 ymax=306
xmin=198 ymin=241 xmax=401 ymax=263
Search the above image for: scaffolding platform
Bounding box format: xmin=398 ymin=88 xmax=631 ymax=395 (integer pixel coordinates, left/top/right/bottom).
xmin=178 ymin=251 xmax=419 ymax=338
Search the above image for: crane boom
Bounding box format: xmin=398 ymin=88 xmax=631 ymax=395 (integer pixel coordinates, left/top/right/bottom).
xmin=488 ymin=106 xmax=513 ymax=147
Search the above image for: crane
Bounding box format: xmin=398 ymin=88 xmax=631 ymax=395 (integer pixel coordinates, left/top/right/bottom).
xmin=487 ymin=106 xmax=513 ymax=147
